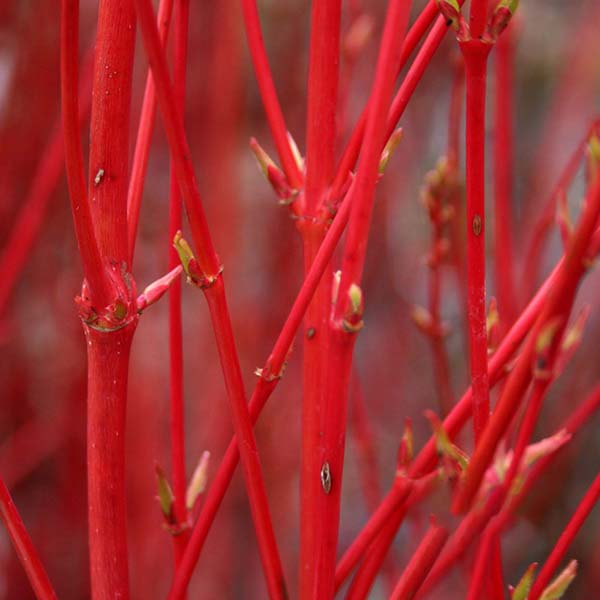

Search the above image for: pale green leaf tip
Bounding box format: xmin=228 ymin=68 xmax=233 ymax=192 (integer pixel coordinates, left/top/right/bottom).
xmin=155 ymin=465 xmax=174 ymax=518
xmin=498 ymin=0 xmax=519 ymax=14
xmin=539 ymin=560 xmax=578 ymax=600
xmin=348 ymin=283 xmax=363 ymax=315
xmin=511 ymin=563 xmax=537 ymax=600
xmin=186 ymin=451 xmax=210 ymax=510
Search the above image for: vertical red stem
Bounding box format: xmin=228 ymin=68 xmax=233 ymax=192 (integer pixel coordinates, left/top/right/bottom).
xmin=85 ymin=321 xmax=136 ymax=600
xmin=299 ymin=2 xmax=340 ymax=597
xmin=239 ymin=0 xmax=303 ymax=188
xmin=88 ymin=1 xmax=137 ymax=266
xmin=469 ymin=0 xmax=488 ymax=40
xmin=313 ymin=1 xmax=413 ymax=597
xmin=127 ymin=0 xmax=175 ymax=262
xmin=168 ymin=0 xmax=190 ymax=567
xmin=459 ymin=38 xmax=492 ymax=444
xmin=60 ymin=0 xmax=112 ymax=308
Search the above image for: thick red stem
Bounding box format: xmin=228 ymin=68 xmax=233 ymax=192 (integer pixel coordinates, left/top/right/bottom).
xmin=299 ymin=2 xmax=340 ymax=596
xmin=88 ymin=1 xmax=136 ymax=266
xmin=460 ymin=38 xmax=492 ymax=444
xmin=313 ymin=2 xmax=413 ymax=597
xmin=85 ymin=321 xmax=137 ymax=600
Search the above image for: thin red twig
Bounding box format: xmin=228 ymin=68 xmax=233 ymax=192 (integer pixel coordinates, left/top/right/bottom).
xmin=0 ymin=479 xmax=57 ymax=600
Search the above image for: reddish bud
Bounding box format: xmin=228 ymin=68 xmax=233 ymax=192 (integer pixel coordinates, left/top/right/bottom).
xmin=136 ymin=265 xmax=182 ymax=312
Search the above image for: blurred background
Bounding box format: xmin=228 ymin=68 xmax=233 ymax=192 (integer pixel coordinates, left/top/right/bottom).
xmin=0 ymin=0 xmax=599 ymax=597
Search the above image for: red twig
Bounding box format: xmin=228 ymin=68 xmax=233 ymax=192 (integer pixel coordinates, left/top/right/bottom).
xmin=389 ymin=517 xmax=448 ymax=600
xmin=240 ymin=0 xmax=303 ymax=189
xmin=127 ymin=0 xmax=175 ymax=262
xmin=168 ymin=0 xmax=190 ymax=568
xmin=0 ymin=479 xmax=57 ymax=600
xmin=341 ymin=475 xmax=438 ymax=597
xmin=334 ymin=478 xmax=413 ymax=591
xmin=528 ymin=472 xmax=600 ymax=600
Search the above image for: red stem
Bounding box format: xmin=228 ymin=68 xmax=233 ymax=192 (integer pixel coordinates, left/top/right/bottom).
xmin=469 ymin=0 xmax=488 ymax=40
xmin=203 ymin=279 xmax=287 ymax=599
xmin=133 ymin=0 xmax=219 ymax=276
xmin=60 ymin=0 xmax=112 ymax=308
xmin=85 ymin=321 xmax=137 ymax=599
xmin=0 ymin=478 xmax=57 ymax=600
xmin=127 ymin=0 xmax=175 ymax=262
xmin=426 ymin=381 xmax=600 ymax=596
xmin=418 ymin=489 xmax=504 ymax=597
xmin=389 ymin=518 xmax=448 ymax=600
xmin=459 ymin=37 xmax=492 ymax=444
xmin=528 ymin=472 xmax=600 ymax=600
xmin=299 ymin=2 xmax=340 ymax=596
xmin=168 ymin=0 xmax=190 ymax=567
xmin=493 ymin=26 xmax=517 ymax=328
xmin=312 ymin=2 xmax=413 ymax=597
xmin=239 ymin=0 xmax=303 ymax=189
xmin=63 ymin=2 xmax=138 ymax=598
xmin=88 ymin=0 xmax=137 ymax=267
xmin=345 ymin=505 xmax=410 ymax=600
xmin=465 ymin=526 xmax=495 ymax=600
